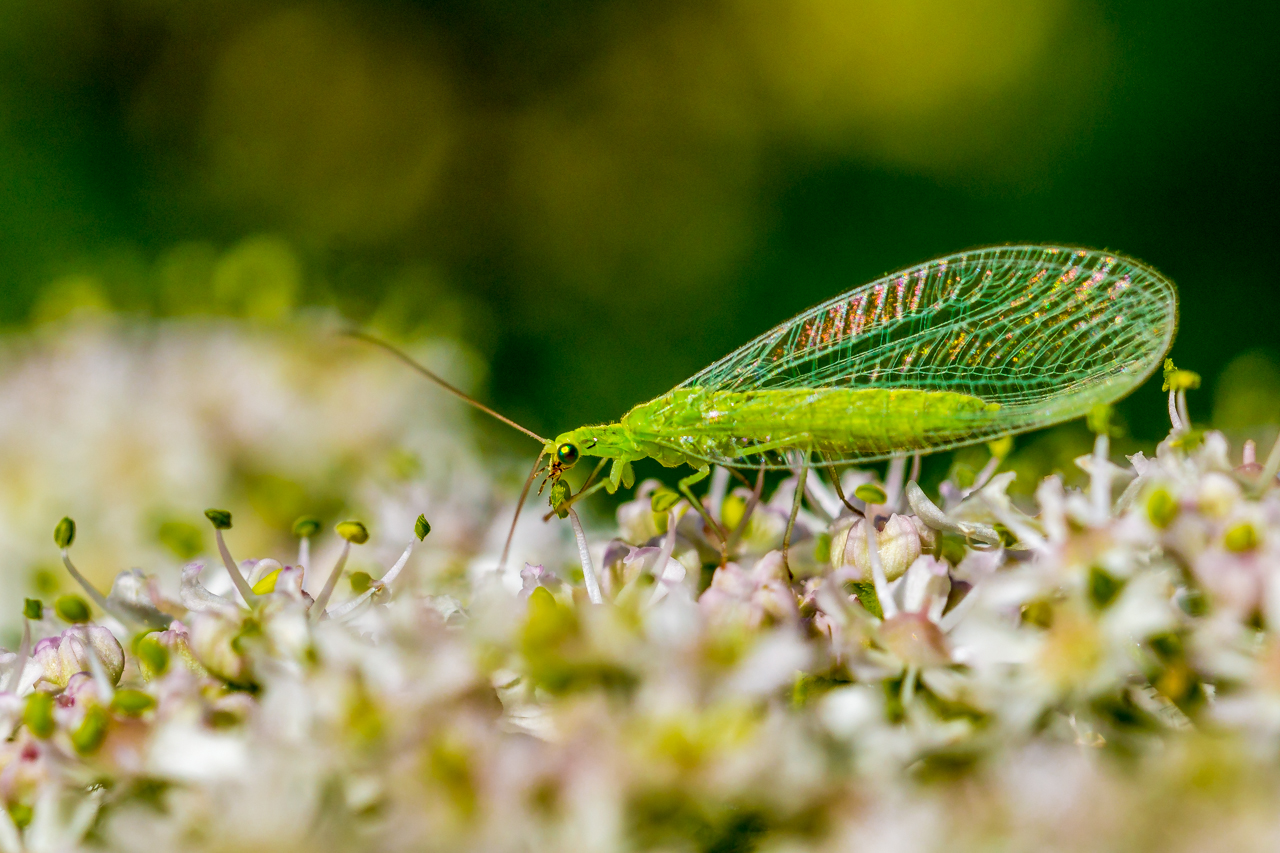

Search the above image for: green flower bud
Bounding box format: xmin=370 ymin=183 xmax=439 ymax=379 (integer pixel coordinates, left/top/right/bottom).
xmin=349 ymin=571 xmax=373 ymax=594
xmin=292 ymin=516 xmax=321 ymax=538
xmin=53 ymin=517 xmax=76 ymax=549
xmin=987 ymin=435 xmax=1014 ymax=460
xmin=23 ymin=599 xmax=42 ymax=621
xmin=54 ymin=595 xmax=91 ymax=624
xmin=24 ymin=692 xmax=55 ymax=738
xmin=110 ymin=689 xmax=156 ymax=717
xmin=1147 ymin=487 xmax=1179 ymax=529
xmin=1225 ymin=522 xmax=1260 ymax=553
xmin=650 ymin=487 xmax=681 ymax=513
xmin=414 ymin=514 xmax=431 ymax=541
xmin=336 ymin=521 xmax=369 ymax=544
xmin=854 ymin=484 xmax=888 ymax=504
xmin=71 ymin=704 xmax=109 ymax=754
xmin=134 ymin=635 xmax=170 ymax=678
xmin=204 ymin=509 xmax=233 ymax=530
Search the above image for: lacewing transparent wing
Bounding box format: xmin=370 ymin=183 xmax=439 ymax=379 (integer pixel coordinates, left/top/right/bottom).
xmin=623 ymin=245 xmax=1177 ymax=467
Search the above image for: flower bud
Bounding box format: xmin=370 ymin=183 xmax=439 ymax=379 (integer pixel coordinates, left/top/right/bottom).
xmin=830 ymin=515 xmax=921 ymax=583
xmin=204 ymin=509 xmax=233 ymax=530
xmin=1146 ymin=487 xmax=1179 ymax=528
xmin=33 ymin=627 xmax=125 ymax=688
xmin=854 ymin=484 xmax=887 ymax=504
xmin=54 ymin=595 xmax=91 ymax=624
xmin=336 ymin=520 xmax=369 ymax=544
xmin=71 ymin=704 xmax=109 ymax=755
xmin=110 ymin=689 xmax=156 ymax=717
xmin=24 ymin=692 xmax=55 ymax=738
xmin=651 ymin=488 xmax=680 ymax=513
xmin=292 ymin=516 xmax=321 ymax=538
xmin=1225 ymin=522 xmax=1260 ymax=553
xmin=134 ymin=634 xmax=169 ymax=678
xmin=53 ymin=517 xmax=76 ymax=549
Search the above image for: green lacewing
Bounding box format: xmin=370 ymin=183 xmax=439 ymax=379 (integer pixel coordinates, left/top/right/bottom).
xmin=353 ymin=244 xmax=1177 ymax=557
xmin=544 ymin=245 xmax=1177 ymax=490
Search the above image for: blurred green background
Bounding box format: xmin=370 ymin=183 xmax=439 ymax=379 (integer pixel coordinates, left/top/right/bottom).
xmin=2 ymin=0 xmax=1277 ymax=448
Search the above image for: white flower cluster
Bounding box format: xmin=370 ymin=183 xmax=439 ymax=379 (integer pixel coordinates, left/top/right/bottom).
xmin=3 ymin=335 xmax=1280 ymax=851
xmin=0 ymin=317 xmax=495 ymax=631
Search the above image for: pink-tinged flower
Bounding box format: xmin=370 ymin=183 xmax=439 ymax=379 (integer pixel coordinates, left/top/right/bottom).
xmin=519 ymin=563 xmax=564 ymax=600
xmin=188 ymin=611 xmax=251 ymax=684
xmin=830 ymin=514 xmax=921 ymax=582
xmin=32 ymin=627 xmax=124 ymax=689
xmin=699 ymin=552 xmax=799 ymax=629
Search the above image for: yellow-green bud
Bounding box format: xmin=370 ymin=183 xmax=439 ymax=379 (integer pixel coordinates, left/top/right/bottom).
xmin=650 ymin=487 xmax=680 ymax=513
xmin=54 ymin=595 xmax=91 ymax=624
xmin=349 ymin=571 xmax=373 ymax=593
xmin=1147 ymin=487 xmax=1179 ymax=529
xmin=23 ymin=599 xmax=42 ymax=621
xmin=854 ymin=484 xmax=888 ymax=504
xmin=987 ymin=435 xmax=1014 ymax=460
xmin=71 ymin=704 xmax=109 ymax=754
xmin=110 ymin=689 xmax=156 ymax=717
xmin=414 ymin=514 xmax=431 ymax=541
xmin=336 ymin=521 xmax=369 ymax=544
xmin=53 ymin=517 xmax=75 ymax=549
xmin=292 ymin=516 xmax=321 ymax=538
xmin=204 ymin=509 xmax=232 ymax=530
xmin=1225 ymin=522 xmax=1260 ymax=553
xmin=134 ymin=635 xmax=169 ymax=678
xmin=24 ymin=692 xmax=55 ymax=738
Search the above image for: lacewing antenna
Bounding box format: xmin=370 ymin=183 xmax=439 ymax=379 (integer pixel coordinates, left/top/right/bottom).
xmin=343 ymin=330 xmax=548 ymax=444
xmin=500 ymin=453 xmax=547 ymax=571
xmin=343 ymin=330 xmax=554 ymax=571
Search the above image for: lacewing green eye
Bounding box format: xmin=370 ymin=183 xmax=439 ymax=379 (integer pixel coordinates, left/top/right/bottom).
xmin=594 ymin=245 xmax=1178 ymax=468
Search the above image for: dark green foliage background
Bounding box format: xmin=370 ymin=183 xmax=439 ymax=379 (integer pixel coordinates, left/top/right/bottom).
xmin=0 ymin=1 xmax=1275 ymax=448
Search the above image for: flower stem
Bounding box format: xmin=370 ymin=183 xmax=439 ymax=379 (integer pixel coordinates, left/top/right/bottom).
xmin=59 ymin=550 xmax=144 ymax=629
xmin=865 ymin=520 xmax=898 ymax=619
xmin=568 ymin=509 xmax=602 ymax=604
xmin=1167 ymin=389 xmax=1183 ymax=432
xmin=214 ymin=529 xmax=257 ymax=606
xmin=310 ymin=540 xmax=351 ymax=621
xmin=298 ymin=536 xmax=311 ymax=582
xmin=648 ymin=509 xmax=680 ymax=606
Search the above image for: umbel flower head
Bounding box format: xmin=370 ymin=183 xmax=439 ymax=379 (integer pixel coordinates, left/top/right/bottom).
xmin=7 ymin=355 xmax=1280 ymax=851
